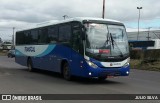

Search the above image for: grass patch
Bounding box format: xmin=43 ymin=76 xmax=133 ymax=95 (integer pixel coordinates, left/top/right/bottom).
xmin=130 ymin=59 xmax=141 ymax=69
xmin=130 ymin=59 xmax=160 ymax=72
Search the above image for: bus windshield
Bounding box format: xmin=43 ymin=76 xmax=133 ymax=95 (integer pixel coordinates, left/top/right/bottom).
xmin=84 ymin=23 xmax=129 ymax=61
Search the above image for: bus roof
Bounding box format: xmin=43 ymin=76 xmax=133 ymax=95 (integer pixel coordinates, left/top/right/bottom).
xmin=17 ymin=17 xmax=122 ymax=32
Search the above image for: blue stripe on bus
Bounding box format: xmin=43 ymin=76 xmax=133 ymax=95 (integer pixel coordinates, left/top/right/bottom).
xmin=15 ymin=49 xmax=25 ymax=56
xmin=36 ymin=45 xmax=56 ymax=57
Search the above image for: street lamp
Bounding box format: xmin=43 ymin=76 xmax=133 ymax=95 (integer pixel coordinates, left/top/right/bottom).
xmin=137 ymin=7 xmax=142 ymax=40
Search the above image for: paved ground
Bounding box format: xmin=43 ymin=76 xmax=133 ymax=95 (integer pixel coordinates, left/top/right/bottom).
xmin=0 ymin=56 xmax=160 ymax=103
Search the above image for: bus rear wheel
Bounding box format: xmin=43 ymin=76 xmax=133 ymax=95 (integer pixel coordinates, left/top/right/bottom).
xmin=62 ymin=62 xmax=71 ymax=81
xmin=27 ymin=59 xmax=34 ymax=72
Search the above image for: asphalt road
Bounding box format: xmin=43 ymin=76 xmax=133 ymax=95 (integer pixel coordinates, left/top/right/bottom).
xmin=0 ymin=56 xmax=160 ymax=103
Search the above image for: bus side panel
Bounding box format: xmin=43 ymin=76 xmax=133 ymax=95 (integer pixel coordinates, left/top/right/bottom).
xmin=31 ymin=57 xmax=41 ymax=69
xmin=51 ymin=47 xmax=90 ymax=77
xmin=31 ymin=44 xmax=71 ymax=73
xmin=15 ymin=55 xmax=28 ymax=67
xmin=53 ymin=45 xmax=91 ymax=77
xmin=48 ymin=44 xmax=71 ymax=73
xmin=70 ymin=50 xmax=88 ymax=77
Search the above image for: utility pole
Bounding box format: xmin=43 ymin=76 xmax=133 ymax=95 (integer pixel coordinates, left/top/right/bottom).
xmin=102 ymin=0 xmax=105 ymax=19
xmin=13 ymin=27 xmax=15 ymax=45
xmin=146 ymin=27 xmax=151 ymax=41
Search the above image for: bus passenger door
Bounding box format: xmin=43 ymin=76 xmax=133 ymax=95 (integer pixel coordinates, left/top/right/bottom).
xmin=71 ymin=22 xmax=84 ymax=76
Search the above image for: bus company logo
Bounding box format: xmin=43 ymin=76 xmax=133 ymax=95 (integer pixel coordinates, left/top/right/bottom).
xmin=110 ymin=63 xmax=121 ymax=66
xmin=25 ymin=47 xmax=35 ymax=52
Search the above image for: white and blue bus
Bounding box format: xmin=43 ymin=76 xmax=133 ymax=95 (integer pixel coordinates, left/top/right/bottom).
xmin=15 ymin=17 xmax=130 ymax=80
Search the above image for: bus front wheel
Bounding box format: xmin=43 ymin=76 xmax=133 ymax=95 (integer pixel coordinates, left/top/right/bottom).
xmin=27 ymin=59 xmax=34 ymax=72
xmin=62 ymin=62 xmax=71 ymax=81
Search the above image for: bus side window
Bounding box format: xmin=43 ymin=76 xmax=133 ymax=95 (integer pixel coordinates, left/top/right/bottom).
xmin=48 ymin=26 xmax=58 ymax=44
xmin=38 ymin=28 xmax=48 ymax=44
xmin=30 ymin=30 xmax=38 ymax=44
xmin=59 ymin=24 xmax=71 ymax=44
xmin=72 ymin=22 xmax=83 ymax=54
xmin=25 ymin=31 xmax=32 ymax=45
xmin=16 ymin=32 xmax=24 ymax=45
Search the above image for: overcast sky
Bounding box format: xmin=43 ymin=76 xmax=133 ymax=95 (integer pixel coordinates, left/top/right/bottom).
xmin=0 ymin=0 xmax=160 ymax=40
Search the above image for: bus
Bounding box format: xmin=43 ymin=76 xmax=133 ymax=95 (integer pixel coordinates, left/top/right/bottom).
xmin=15 ymin=17 xmax=130 ymax=80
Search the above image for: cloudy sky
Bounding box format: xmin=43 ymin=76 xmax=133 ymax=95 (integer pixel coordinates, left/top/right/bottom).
xmin=0 ymin=0 xmax=160 ymax=40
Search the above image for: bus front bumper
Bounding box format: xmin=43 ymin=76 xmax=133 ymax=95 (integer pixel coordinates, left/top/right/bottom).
xmin=85 ymin=66 xmax=130 ymax=78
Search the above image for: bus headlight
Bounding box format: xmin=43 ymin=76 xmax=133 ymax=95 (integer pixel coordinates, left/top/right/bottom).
xmin=86 ymin=60 xmax=98 ymax=69
xmin=123 ymin=57 xmax=130 ymax=68
xmin=123 ymin=62 xmax=129 ymax=68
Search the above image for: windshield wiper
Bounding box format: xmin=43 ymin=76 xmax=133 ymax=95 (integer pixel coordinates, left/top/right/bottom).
xmin=102 ymin=26 xmax=111 ymax=48
xmin=110 ymin=33 xmax=114 ymax=49
xmin=102 ymin=33 xmax=110 ymax=48
xmin=109 ymin=33 xmax=124 ymax=57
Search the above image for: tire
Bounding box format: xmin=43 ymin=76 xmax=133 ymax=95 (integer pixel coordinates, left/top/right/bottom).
xmin=62 ymin=62 xmax=71 ymax=81
xmin=98 ymin=77 xmax=107 ymax=81
xmin=27 ymin=59 xmax=34 ymax=72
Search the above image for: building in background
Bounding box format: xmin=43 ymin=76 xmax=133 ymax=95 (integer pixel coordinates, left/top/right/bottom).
xmin=127 ymin=29 xmax=160 ymax=41
xmin=127 ymin=29 xmax=160 ymax=49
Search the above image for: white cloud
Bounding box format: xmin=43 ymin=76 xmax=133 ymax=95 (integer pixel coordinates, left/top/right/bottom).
xmin=0 ymin=0 xmax=160 ymax=40
xmin=1 ymin=0 xmax=160 ymax=23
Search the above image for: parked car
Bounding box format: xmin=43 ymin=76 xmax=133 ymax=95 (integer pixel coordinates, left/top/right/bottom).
xmin=7 ymin=49 xmax=15 ymax=58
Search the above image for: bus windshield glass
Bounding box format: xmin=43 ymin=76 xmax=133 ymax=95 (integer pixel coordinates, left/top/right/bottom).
xmin=84 ymin=23 xmax=129 ymax=61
